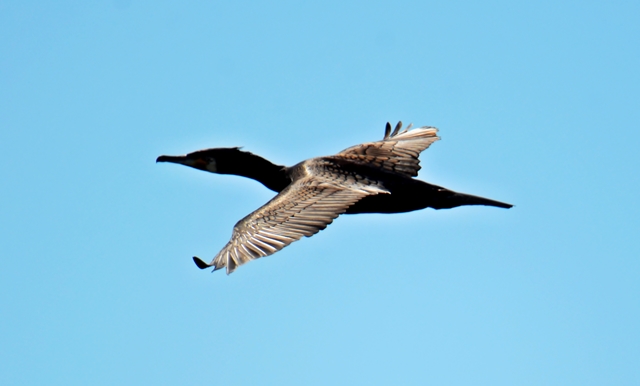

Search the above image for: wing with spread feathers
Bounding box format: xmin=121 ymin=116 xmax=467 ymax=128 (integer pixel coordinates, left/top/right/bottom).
xmin=336 ymin=121 xmax=439 ymax=177
xmin=194 ymin=167 xmax=388 ymax=274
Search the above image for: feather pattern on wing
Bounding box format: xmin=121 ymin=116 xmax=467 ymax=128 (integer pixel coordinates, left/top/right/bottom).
xmin=197 ymin=160 xmax=389 ymax=274
xmin=336 ymin=121 xmax=439 ymax=177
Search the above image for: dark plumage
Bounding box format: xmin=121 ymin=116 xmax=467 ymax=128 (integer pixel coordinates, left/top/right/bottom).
xmin=157 ymin=122 xmax=512 ymax=274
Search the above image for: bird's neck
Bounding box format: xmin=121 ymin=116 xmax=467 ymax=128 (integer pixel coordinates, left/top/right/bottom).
xmin=216 ymin=150 xmax=290 ymax=193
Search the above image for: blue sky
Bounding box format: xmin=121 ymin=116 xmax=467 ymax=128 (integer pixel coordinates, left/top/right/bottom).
xmin=1 ymin=1 xmax=639 ymax=384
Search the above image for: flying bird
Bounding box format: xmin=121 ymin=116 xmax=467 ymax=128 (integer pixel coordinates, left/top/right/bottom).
xmin=157 ymin=122 xmax=512 ymax=274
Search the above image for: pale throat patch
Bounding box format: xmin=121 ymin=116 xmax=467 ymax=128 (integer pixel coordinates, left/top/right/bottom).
xmin=206 ymin=158 xmax=217 ymax=172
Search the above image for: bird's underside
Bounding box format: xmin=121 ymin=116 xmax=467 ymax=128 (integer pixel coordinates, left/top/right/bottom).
xmin=157 ymin=122 xmax=512 ymax=274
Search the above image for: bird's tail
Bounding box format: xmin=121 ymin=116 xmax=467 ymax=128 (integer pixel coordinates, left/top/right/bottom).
xmin=432 ymin=189 xmax=513 ymax=209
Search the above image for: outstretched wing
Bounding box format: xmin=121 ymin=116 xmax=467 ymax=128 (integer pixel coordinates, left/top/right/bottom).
xmin=336 ymin=122 xmax=439 ymax=177
xmin=194 ymin=171 xmax=388 ymax=274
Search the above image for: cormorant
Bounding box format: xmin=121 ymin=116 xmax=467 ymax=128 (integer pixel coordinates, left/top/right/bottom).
xmin=157 ymin=122 xmax=512 ymax=274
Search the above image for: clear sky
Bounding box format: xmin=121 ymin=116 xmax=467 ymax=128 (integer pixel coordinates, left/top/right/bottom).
xmin=1 ymin=1 xmax=639 ymax=385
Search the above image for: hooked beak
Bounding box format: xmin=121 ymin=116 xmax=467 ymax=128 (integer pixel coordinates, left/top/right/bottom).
xmin=156 ymin=155 xmax=188 ymax=164
xmin=156 ymin=154 xmax=209 ymax=171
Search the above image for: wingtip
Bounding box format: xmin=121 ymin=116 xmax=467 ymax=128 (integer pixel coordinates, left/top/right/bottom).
xmin=391 ymin=121 xmax=402 ymax=137
xmin=384 ymin=122 xmax=391 ymax=139
xmin=193 ymin=256 xmax=211 ymax=270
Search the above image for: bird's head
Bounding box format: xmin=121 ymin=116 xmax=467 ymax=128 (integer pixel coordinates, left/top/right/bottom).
xmin=155 ymin=147 xmax=241 ymax=173
xmin=157 ymin=147 xmax=289 ymax=192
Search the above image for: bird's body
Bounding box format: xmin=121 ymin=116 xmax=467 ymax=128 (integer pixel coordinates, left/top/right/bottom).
xmin=157 ymin=122 xmax=512 ymax=274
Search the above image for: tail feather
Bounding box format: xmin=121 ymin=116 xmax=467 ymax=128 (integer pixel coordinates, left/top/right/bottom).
xmin=433 ymin=190 xmax=513 ymax=210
